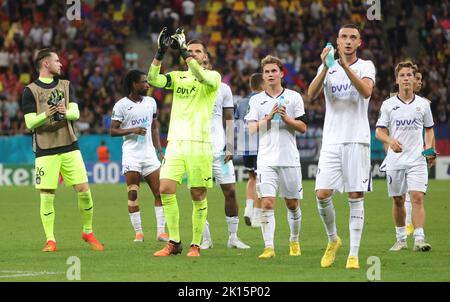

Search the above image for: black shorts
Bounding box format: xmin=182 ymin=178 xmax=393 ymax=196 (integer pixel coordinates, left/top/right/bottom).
xmin=243 ymin=155 xmax=257 ymax=172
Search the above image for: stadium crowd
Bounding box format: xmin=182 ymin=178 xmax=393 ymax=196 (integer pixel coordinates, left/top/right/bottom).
xmin=0 ymin=0 xmax=448 ymax=137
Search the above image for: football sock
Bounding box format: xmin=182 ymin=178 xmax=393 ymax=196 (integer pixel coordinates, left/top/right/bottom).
xmin=78 ymin=190 xmax=94 ymax=234
xmin=288 ymin=207 xmax=301 ymax=242
xmin=405 ymin=195 xmax=412 ymax=225
xmin=129 ymin=211 xmax=143 ymax=233
xmin=349 ymin=198 xmax=364 ymax=257
xmin=154 ymin=206 xmax=166 ymax=234
xmin=202 ymin=220 xmax=211 ymax=240
xmin=40 ymin=193 xmax=56 ymax=242
xmin=192 ymin=199 xmax=208 ymax=246
xmin=395 ymin=226 xmax=407 ymax=241
xmin=226 ymin=216 xmax=239 ymax=239
xmin=317 ymin=197 xmax=338 ymax=242
xmin=161 ymin=194 xmax=180 ymax=242
xmin=413 ymin=228 xmax=425 ymax=242
xmin=261 ymin=209 xmax=275 ymax=248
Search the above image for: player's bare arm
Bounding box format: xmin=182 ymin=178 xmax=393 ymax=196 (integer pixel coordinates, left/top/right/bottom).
xmin=307 ymin=47 xmax=331 ymax=100
xmin=278 ymin=106 xmax=307 ymax=133
xmin=151 ymin=118 xmax=164 ymax=161
xmin=375 ymin=127 xmax=402 ymax=153
xmin=337 ymin=42 xmax=373 ymax=98
xmin=424 ymin=127 xmax=436 ymax=168
xmin=248 ymin=103 xmax=278 ymax=135
xmin=110 ymin=120 xmax=146 ymax=137
xmin=223 ymin=108 xmax=234 ymax=163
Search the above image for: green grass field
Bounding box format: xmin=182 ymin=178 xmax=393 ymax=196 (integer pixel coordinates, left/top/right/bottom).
xmin=0 ymin=180 xmax=449 ymax=282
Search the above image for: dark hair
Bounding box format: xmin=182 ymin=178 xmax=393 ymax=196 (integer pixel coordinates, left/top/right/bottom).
xmin=123 ymin=70 xmax=145 ymax=95
xmin=187 ymin=39 xmax=207 ymax=52
xmin=249 ymin=73 xmax=264 ymax=91
xmin=339 ymin=24 xmax=361 ymax=36
xmin=34 ymin=48 xmax=54 ymax=71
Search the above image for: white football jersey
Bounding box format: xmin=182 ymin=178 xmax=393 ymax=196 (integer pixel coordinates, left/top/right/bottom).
xmin=318 ymin=58 xmax=376 ymax=145
xmin=376 ymin=94 xmax=434 ymax=170
xmin=112 ymin=96 xmax=158 ymax=162
xmin=245 ymin=88 xmax=305 ymax=167
xmin=211 ymin=82 xmax=234 ymax=154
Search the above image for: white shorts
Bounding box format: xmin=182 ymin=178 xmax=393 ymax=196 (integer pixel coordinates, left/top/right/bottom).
xmin=212 ymin=155 xmax=236 ymax=185
xmin=122 ymin=156 xmax=161 ymax=177
xmin=386 ymin=165 xmax=428 ymax=197
xmin=315 ymin=143 xmax=372 ymax=193
xmin=257 ymin=166 xmax=303 ymax=199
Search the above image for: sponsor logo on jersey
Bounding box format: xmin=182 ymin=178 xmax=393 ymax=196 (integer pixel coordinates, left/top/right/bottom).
xmin=331 ymin=83 xmax=353 ymax=93
xmin=131 ymin=116 xmax=150 ymax=126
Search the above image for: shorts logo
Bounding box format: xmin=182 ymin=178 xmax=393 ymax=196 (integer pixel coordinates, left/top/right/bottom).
xmin=35 ymin=167 xmax=44 ymax=184
xmin=203 ymin=177 xmax=212 ymax=181
xmin=387 ymin=175 xmax=392 ymax=184
xmin=362 ymin=178 xmax=368 ymax=183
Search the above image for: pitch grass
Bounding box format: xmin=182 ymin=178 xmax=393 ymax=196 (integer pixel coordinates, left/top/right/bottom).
xmin=0 ymin=180 xmax=449 ymax=282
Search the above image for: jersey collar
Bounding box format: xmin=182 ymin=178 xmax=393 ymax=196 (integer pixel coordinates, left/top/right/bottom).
xmin=396 ymin=94 xmax=416 ymax=104
xmin=264 ymin=88 xmax=285 ymax=99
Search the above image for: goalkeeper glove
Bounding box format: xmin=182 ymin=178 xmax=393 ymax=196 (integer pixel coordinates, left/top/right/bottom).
xmin=47 ymin=89 xmax=65 ymax=121
xmin=155 ymin=27 xmax=170 ymax=61
xmin=170 ymin=27 xmax=191 ymax=60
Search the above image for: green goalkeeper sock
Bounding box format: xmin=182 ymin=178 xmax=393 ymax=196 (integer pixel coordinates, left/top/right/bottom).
xmin=78 ymin=190 xmax=94 ymax=233
xmin=40 ymin=193 xmax=56 ymax=242
xmin=191 ymin=199 xmax=208 ymax=246
xmin=161 ymin=194 xmax=180 ymax=242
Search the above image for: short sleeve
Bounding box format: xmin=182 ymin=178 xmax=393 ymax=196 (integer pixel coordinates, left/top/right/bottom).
xmin=69 ymin=83 xmax=78 ymax=104
xmin=423 ymin=101 xmax=434 ymax=128
xmin=222 ymin=84 xmax=234 ymax=108
xmin=244 ymin=97 xmax=258 ymax=121
xmin=21 ymin=87 xmax=37 ymax=114
xmin=111 ymin=102 xmax=124 ymax=122
xmin=376 ymin=101 xmax=389 ymax=128
xmin=294 ymin=93 xmax=305 ymax=118
xmin=361 ymin=60 xmax=376 ymax=85
xmin=152 ymin=98 xmax=158 ymax=119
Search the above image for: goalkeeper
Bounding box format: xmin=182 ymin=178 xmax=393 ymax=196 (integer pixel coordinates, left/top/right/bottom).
xmin=21 ymin=48 xmax=103 ymax=252
xmin=148 ymin=28 xmax=221 ymax=257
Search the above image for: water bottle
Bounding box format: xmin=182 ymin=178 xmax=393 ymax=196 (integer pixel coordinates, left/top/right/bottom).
xmin=220 ymin=151 xmax=230 ymax=175
xmin=137 ymin=120 xmax=149 ymax=144
xmin=273 ymin=95 xmax=285 ymax=121
xmin=325 ymin=42 xmax=335 ymax=68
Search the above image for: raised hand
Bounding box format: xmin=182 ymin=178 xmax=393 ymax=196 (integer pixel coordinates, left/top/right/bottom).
xmin=156 ymin=27 xmax=171 ymax=61
xmin=170 ymin=27 xmax=191 ymax=59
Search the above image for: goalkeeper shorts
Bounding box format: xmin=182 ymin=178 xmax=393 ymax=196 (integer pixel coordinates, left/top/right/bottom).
xmin=35 ymin=150 xmax=88 ymax=189
xmin=160 ymin=140 xmax=213 ymax=188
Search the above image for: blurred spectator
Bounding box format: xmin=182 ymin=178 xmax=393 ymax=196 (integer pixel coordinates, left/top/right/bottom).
xmin=97 ymin=140 xmax=110 ymax=163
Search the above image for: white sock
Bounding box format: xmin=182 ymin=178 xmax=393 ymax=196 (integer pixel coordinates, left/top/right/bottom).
xmin=317 ymin=197 xmax=338 ymax=242
xmin=287 ymin=207 xmax=301 ymax=242
xmin=395 ymin=226 xmax=407 ymax=241
xmin=246 ymin=199 xmax=254 ymax=209
xmin=405 ymin=194 xmax=412 ymax=225
xmin=261 ymin=209 xmax=275 ymax=248
xmin=226 ymin=216 xmax=239 ymax=239
xmin=154 ymin=206 xmax=166 ymax=234
xmin=349 ymin=198 xmax=364 ymax=257
xmin=253 ymin=208 xmax=261 ymax=222
xmin=129 ymin=211 xmax=142 ymax=233
xmin=413 ymin=228 xmax=425 ymax=242
xmin=202 ymin=220 xmax=211 ymax=241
